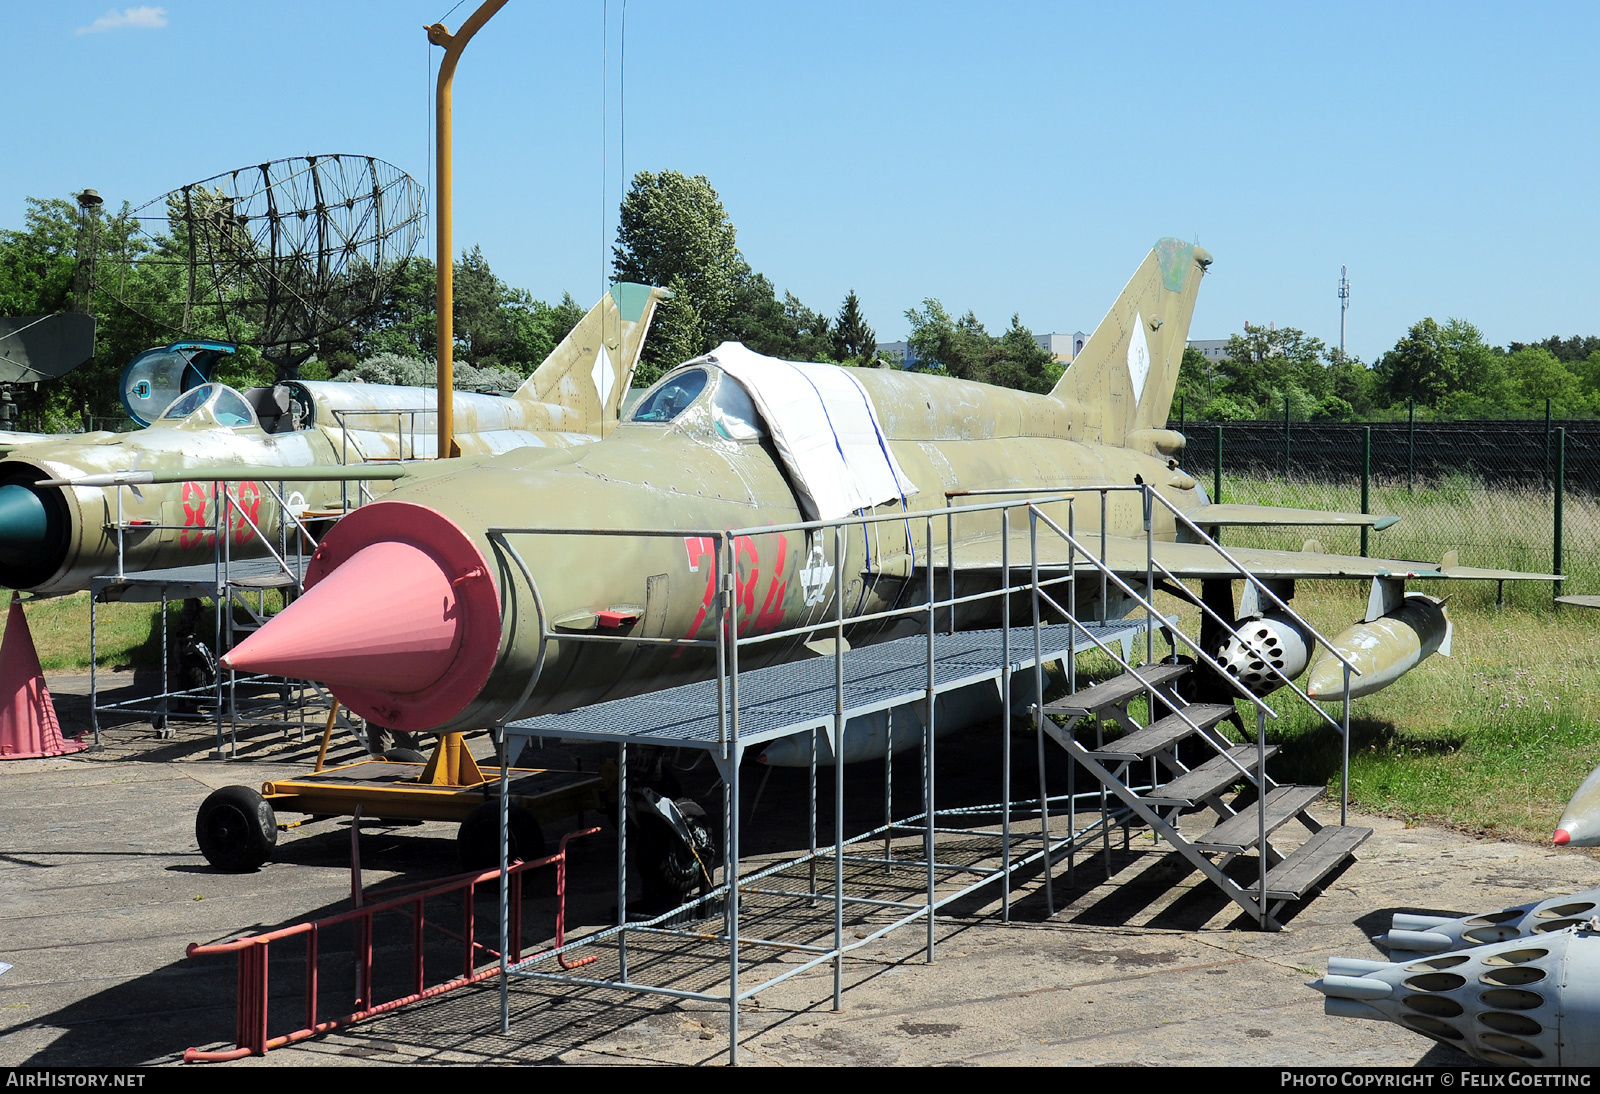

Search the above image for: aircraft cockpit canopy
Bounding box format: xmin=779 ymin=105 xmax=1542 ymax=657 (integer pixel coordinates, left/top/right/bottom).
xmin=630 ymin=368 xmax=708 ymax=424
xmin=158 ymin=383 xmax=259 ymax=429
xmin=119 ymin=341 xmax=236 ymax=427
xmin=629 ymin=367 xmax=766 ymax=442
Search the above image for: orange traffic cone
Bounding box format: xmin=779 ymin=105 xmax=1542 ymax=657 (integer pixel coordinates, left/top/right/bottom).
xmin=0 ymin=593 xmax=85 ymax=759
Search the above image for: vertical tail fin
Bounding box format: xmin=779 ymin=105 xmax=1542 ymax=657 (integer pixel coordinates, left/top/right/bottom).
xmin=515 ymin=282 xmax=668 ymax=434
xmin=1050 ymin=238 xmax=1210 ymax=446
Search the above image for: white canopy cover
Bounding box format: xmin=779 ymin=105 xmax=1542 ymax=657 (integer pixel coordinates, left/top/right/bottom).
xmin=692 ymin=342 xmax=918 ymax=521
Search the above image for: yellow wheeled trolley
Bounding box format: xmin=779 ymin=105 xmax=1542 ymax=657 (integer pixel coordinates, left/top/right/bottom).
xmin=194 ymin=704 xmax=611 ymax=872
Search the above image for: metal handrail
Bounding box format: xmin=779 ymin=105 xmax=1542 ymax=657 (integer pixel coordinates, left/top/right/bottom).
xmin=1028 ymin=504 xmax=1275 ymax=717
xmin=1151 ymin=557 xmax=1348 ymax=738
xmin=1146 ymin=487 xmax=1363 ymax=678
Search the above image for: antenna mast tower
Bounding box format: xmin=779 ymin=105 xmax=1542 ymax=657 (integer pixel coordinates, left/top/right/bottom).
xmin=1338 ymin=264 xmax=1350 ymax=360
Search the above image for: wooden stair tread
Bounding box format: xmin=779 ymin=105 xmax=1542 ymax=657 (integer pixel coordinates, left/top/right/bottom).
xmin=1264 ymin=825 xmax=1372 ymax=899
xmin=1192 ymin=785 xmax=1326 ymax=852
xmin=1143 ymin=745 xmax=1279 ymax=806
xmin=1089 ymin=704 xmax=1237 ymax=760
xmin=1041 ymin=664 xmax=1188 ymax=716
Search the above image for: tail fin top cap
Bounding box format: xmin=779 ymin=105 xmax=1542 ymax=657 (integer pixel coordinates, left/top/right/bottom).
xmin=1153 ymin=238 xmax=1211 ymax=293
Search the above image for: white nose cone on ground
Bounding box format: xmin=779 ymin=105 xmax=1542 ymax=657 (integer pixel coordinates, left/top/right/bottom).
xmin=1554 ymin=762 xmax=1600 ymax=846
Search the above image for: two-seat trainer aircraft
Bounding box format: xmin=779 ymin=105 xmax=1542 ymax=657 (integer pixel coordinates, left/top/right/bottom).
xmin=222 ymin=239 xmax=1549 ymax=740
xmin=0 ymin=283 xmax=666 ymax=595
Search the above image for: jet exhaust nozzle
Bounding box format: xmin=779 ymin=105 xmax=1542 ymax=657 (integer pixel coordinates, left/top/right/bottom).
xmin=0 ymin=474 xmax=69 ymax=588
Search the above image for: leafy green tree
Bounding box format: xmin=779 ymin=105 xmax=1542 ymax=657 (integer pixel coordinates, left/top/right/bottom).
xmin=904 ymin=299 xmax=981 ymax=380
xmin=1511 ymin=335 xmax=1600 ymax=363
xmin=612 ymin=170 xmax=836 ymax=371
xmin=1173 ymin=345 xmax=1220 ymax=418
xmin=1377 ymin=317 xmax=1498 ymax=410
xmin=0 ymin=197 xmax=169 ymax=428
xmin=1326 ymin=357 xmax=1378 ymax=416
xmin=613 ymin=171 xmax=749 ymax=364
xmin=636 ymin=273 xmax=707 ymax=385
xmin=1219 ymin=322 xmax=1329 ymax=411
xmin=1504 ymin=346 xmax=1585 ymax=412
xmin=331 ymin=351 xmax=520 ymax=393
xmin=903 ymin=300 xmax=1056 ymax=393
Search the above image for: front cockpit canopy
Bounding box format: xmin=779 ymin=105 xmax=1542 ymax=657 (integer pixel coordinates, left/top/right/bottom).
xmin=159 ymin=383 xmax=259 ymax=428
xmin=153 ymin=381 xmax=314 ymax=434
xmin=629 ymin=367 xmax=765 ymax=442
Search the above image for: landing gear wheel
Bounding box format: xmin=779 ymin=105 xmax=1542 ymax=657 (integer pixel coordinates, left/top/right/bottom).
xmin=456 ymin=800 xmax=546 ymax=877
xmin=179 ymin=634 xmax=218 ymax=692
xmin=382 ymin=748 xmax=427 ymax=764
xmin=196 ymin=785 xmax=277 ymax=872
xmin=632 ymin=793 xmax=717 ymax=906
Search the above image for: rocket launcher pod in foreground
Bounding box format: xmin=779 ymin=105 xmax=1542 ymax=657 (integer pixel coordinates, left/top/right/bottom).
xmin=1310 ymin=922 xmax=1600 ymax=1066
xmin=1374 ymin=889 xmax=1600 ymax=961
xmin=1305 ymin=580 xmax=1452 ymax=702
xmin=1553 ymin=762 xmax=1600 ymax=846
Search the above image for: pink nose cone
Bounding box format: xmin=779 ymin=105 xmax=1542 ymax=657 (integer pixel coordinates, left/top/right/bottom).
xmin=1554 ymin=829 xmax=1572 ymax=846
xmin=222 ymin=540 xmax=462 ymax=692
xmin=219 ymin=501 xmax=501 ymax=734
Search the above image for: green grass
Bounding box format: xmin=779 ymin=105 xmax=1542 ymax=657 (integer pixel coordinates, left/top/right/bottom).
xmin=1216 ymin=471 xmax=1592 ymax=611
xmin=1137 ymin=472 xmax=1600 ymax=843
xmin=17 ymin=594 xmax=169 ymax=672
xmin=1256 ymin=581 xmax=1600 ymax=843
xmin=9 ymin=592 xmax=279 ymax=672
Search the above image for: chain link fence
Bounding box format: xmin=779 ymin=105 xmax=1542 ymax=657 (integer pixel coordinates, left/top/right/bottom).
xmin=1170 ymin=417 xmax=1600 ymax=608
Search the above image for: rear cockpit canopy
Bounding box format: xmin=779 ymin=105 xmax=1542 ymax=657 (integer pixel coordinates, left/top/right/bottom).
xmin=156 ymin=381 xmax=315 ymax=434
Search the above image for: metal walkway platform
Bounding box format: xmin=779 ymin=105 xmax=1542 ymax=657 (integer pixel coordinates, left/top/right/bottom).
xmin=88 ymin=558 xmax=319 ymax=755
xmin=507 ymin=618 xmax=1156 ymax=751
xmin=90 ymin=556 xmax=308 ymax=603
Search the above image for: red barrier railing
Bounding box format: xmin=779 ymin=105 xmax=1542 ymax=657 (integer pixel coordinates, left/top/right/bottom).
xmin=183 ymin=827 xmax=600 ymax=1063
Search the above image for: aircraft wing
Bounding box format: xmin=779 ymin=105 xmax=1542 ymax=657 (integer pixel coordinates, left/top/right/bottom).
xmin=1188 ymin=503 xmax=1399 ymax=530
xmin=934 ymin=532 xmax=1557 ymax=583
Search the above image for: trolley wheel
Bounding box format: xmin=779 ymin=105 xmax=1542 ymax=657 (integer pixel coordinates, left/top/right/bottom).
xmin=456 ymin=800 xmax=545 ymax=877
xmin=195 ymin=785 xmax=278 ymax=872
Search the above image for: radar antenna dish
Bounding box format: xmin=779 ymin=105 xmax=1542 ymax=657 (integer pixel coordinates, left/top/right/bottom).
xmin=99 ymin=154 xmax=425 ymax=381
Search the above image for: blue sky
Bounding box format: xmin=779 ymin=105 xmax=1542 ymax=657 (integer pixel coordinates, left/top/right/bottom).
xmin=5 ymin=2 xmax=1597 ymax=362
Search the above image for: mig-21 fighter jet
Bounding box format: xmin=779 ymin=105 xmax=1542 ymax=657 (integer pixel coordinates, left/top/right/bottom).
xmin=219 ymin=239 xmax=1552 ymax=743
xmin=0 ymin=283 xmax=666 ymax=596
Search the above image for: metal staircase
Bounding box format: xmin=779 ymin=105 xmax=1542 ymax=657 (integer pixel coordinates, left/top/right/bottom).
xmin=1027 ymin=488 xmax=1371 ymax=930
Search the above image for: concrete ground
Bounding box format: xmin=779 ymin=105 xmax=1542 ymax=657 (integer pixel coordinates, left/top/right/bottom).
xmin=2 ymin=670 xmax=1597 ymax=1067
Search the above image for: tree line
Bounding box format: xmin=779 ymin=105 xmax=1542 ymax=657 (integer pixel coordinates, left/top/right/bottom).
xmin=10 ymin=171 xmax=1584 ymax=431
xmin=1177 ymin=320 xmax=1600 ymax=423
